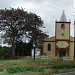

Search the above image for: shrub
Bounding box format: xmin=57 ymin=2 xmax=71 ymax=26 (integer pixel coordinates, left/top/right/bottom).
xmin=0 ymin=68 xmax=4 ymax=72
xmin=51 ymin=62 xmax=75 ymax=69
xmin=6 ymin=66 xmax=44 ymax=73
xmin=0 ymin=46 xmax=11 ymax=59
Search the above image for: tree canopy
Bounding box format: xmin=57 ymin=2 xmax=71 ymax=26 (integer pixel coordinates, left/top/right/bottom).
xmin=0 ymin=7 xmax=48 ymax=56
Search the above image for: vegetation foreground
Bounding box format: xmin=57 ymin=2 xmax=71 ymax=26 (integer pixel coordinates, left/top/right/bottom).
xmin=0 ymin=59 xmax=75 ymax=75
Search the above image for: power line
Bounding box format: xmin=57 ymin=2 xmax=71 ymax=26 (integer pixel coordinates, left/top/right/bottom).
xmin=51 ymin=0 xmax=73 ymax=8
xmin=42 ymin=3 xmax=73 ymax=15
xmin=41 ymin=2 xmax=62 ymax=11
xmin=44 ymin=4 xmax=62 ymax=11
xmin=56 ymin=0 xmax=73 ymax=8
xmin=45 ymin=0 xmax=73 ymax=12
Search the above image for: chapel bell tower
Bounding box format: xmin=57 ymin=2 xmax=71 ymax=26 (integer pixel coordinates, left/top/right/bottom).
xmin=55 ymin=11 xmax=70 ymax=57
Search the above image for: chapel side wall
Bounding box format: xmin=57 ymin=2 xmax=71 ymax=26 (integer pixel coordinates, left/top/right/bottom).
xmin=69 ymin=42 xmax=74 ymax=60
xmin=43 ymin=42 xmax=55 ymax=58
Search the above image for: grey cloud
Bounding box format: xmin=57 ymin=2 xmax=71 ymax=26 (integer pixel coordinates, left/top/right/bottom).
xmin=0 ymin=0 xmax=74 ymax=36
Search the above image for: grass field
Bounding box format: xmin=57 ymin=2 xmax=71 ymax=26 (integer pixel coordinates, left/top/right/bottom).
xmin=0 ymin=59 xmax=53 ymax=75
xmin=0 ymin=59 xmax=75 ymax=75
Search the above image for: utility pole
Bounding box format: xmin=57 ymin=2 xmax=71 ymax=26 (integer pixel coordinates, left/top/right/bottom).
xmin=74 ymin=13 xmax=75 ymax=60
xmin=74 ymin=20 xmax=75 ymax=60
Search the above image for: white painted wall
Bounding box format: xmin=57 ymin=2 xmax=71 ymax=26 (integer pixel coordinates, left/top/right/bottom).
xmin=31 ymin=48 xmax=41 ymax=58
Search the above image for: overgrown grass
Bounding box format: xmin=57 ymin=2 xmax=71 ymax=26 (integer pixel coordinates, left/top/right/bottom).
xmin=0 ymin=59 xmax=75 ymax=74
xmin=6 ymin=66 xmax=44 ymax=73
xmin=52 ymin=63 xmax=75 ymax=69
xmin=51 ymin=61 xmax=75 ymax=74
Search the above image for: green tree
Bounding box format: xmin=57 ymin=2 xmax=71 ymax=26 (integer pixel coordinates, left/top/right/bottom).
xmin=0 ymin=7 xmax=48 ymax=57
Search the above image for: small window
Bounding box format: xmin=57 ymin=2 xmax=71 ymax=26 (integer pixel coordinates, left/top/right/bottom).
xmin=61 ymin=23 xmax=65 ymax=29
xmin=48 ymin=44 xmax=51 ymax=51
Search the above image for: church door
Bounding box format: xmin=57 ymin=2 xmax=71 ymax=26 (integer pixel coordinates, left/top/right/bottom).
xmin=59 ymin=50 xmax=66 ymax=57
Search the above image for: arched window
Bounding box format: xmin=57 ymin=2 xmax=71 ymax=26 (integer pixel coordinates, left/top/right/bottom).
xmin=61 ymin=23 xmax=65 ymax=29
xmin=48 ymin=44 xmax=51 ymax=51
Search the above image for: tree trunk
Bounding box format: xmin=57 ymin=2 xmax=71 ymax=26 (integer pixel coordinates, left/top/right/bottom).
xmin=11 ymin=37 xmax=16 ymax=57
xmin=11 ymin=43 xmax=16 ymax=57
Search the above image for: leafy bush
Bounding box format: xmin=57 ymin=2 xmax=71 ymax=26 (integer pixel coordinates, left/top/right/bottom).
xmin=51 ymin=62 xmax=75 ymax=69
xmin=0 ymin=68 xmax=4 ymax=72
xmin=6 ymin=66 xmax=44 ymax=73
xmin=0 ymin=46 xmax=11 ymax=59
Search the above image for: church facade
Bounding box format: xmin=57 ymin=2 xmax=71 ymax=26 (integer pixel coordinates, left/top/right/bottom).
xmin=43 ymin=11 xmax=74 ymax=60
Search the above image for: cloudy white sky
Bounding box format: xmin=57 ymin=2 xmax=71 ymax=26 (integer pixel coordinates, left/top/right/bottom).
xmin=0 ymin=0 xmax=74 ymax=37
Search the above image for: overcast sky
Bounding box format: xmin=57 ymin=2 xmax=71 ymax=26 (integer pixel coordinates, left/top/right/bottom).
xmin=0 ymin=0 xmax=74 ymax=37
